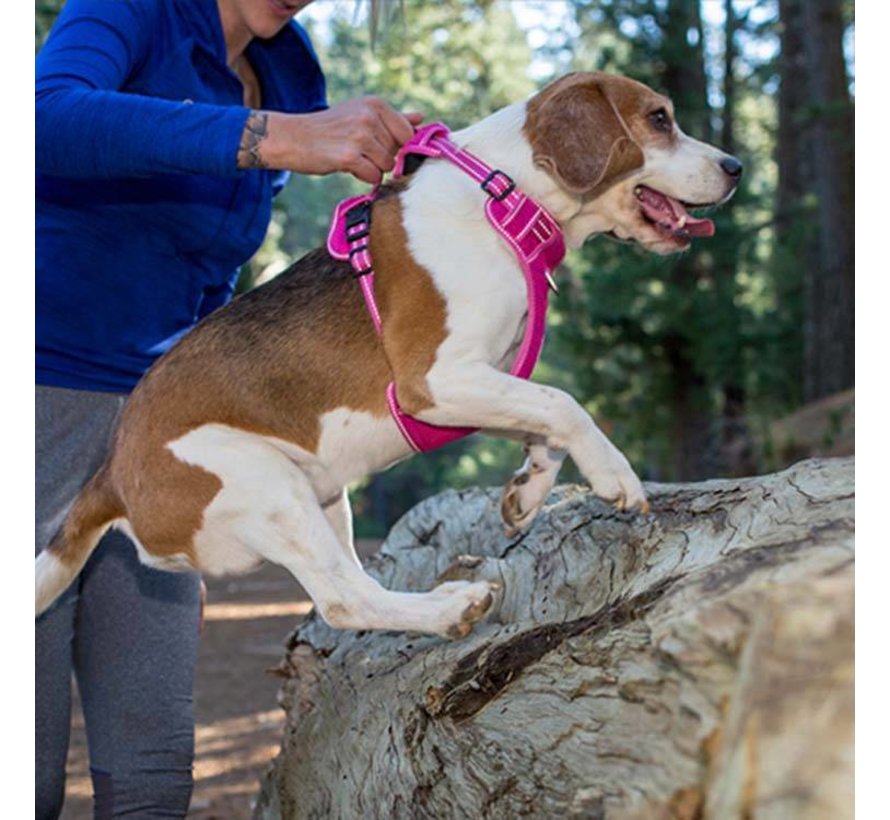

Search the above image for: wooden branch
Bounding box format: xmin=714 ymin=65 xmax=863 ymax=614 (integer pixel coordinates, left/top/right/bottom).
xmin=256 ymin=457 xmax=853 ymax=819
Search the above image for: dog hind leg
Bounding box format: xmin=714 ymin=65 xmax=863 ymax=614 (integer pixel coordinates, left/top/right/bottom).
xmin=173 ymin=426 xmax=495 ymax=638
xmin=273 ymin=481 xmax=495 ymax=637
xmin=257 ymin=473 xmax=495 ymax=638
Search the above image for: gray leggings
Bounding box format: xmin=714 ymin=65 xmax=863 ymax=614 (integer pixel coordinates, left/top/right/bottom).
xmin=35 ymin=386 xmax=201 ymax=819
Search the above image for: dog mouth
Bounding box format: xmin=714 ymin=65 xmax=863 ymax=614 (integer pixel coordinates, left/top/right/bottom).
xmin=633 ymin=185 xmax=715 ymax=246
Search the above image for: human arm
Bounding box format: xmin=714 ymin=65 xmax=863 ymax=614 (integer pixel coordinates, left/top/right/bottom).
xmin=36 ymin=0 xmax=421 ymax=184
xmin=35 ymin=0 xmax=251 ymax=179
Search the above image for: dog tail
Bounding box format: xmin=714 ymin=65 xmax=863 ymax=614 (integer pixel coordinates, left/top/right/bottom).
xmin=36 ymin=465 xmax=123 ymax=617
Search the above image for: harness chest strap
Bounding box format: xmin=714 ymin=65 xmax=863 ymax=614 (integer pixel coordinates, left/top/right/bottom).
xmin=326 ymin=123 xmax=567 ymax=453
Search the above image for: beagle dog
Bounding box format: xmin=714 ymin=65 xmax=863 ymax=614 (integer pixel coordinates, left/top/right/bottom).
xmin=36 ymin=73 xmax=741 ymax=639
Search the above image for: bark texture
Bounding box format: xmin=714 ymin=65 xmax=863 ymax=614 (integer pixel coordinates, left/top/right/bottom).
xmin=256 ymin=457 xmax=854 ymax=819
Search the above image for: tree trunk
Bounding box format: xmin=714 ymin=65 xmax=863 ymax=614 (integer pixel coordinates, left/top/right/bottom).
xmin=661 ymin=0 xmax=711 ymax=143
xmin=256 ymin=457 xmax=853 ymax=819
xmin=661 ymin=0 xmax=719 ymax=481
xmin=715 ymin=0 xmax=756 ymax=478
xmin=774 ymin=0 xmax=813 ymax=407
xmin=800 ymin=0 xmax=855 ymax=401
xmin=665 ymin=330 xmax=716 ymax=481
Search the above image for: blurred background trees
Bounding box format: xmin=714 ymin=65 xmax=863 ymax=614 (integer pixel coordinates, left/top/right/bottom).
xmin=36 ymin=0 xmax=855 ymax=536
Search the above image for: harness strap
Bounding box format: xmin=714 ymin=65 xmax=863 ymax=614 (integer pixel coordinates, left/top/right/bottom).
xmin=327 ymin=123 xmax=566 ymax=453
xmin=342 ymin=199 xmax=381 ymax=331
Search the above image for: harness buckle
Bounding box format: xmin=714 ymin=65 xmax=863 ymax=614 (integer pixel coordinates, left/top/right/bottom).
xmin=344 ymin=201 xmax=374 ymax=276
xmin=345 ymin=201 xmax=372 ymax=230
xmin=480 ymin=169 xmax=516 ymax=202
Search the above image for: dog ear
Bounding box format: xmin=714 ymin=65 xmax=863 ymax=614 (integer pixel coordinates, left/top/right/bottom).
xmin=526 ymin=76 xmax=645 ymax=197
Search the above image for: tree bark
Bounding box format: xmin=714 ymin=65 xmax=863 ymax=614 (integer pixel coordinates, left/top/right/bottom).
xmin=256 ymin=458 xmax=853 ymax=819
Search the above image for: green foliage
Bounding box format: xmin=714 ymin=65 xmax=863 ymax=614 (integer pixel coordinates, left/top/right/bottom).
xmin=247 ymin=0 xmax=536 ymax=280
xmin=36 ymin=0 xmax=65 ymax=50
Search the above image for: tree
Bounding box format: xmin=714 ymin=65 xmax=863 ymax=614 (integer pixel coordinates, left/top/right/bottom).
xmin=773 ymin=0 xmax=854 ymax=406
xmin=773 ymin=0 xmax=812 ymax=409
xmin=799 ymin=0 xmax=855 ymax=401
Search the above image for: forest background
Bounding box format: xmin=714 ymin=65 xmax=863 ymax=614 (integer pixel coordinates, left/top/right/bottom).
xmin=35 ymin=0 xmax=856 ymax=537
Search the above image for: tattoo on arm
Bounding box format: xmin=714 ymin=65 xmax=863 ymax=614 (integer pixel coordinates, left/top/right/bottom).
xmin=237 ymin=111 xmax=269 ymax=169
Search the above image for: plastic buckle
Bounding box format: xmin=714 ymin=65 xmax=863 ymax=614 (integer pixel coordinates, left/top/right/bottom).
xmin=346 ymin=201 xmax=372 ymax=231
xmin=480 ymin=169 xmax=516 ymax=202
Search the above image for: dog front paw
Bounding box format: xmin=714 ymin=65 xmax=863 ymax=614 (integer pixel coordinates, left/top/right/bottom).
xmin=585 ymin=445 xmax=650 ymax=514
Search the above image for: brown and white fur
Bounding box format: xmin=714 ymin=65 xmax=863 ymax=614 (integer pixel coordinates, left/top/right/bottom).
xmin=36 ymin=73 xmax=741 ymax=639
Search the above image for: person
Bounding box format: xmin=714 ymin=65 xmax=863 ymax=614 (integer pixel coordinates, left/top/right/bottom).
xmin=35 ymin=1 xmax=421 ymax=816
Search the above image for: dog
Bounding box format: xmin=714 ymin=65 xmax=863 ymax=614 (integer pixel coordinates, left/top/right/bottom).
xmin=36 ymin=72 xmax=741 ymax=639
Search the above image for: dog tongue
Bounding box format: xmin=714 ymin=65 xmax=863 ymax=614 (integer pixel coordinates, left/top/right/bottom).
xmin=636 ymin=186 xmax=714 ymax=239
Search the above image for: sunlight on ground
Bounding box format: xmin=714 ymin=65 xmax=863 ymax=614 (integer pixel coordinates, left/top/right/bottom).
xmin=203 ymin=600 xmax=314 ymax=621
xmin=190 ymin=709 xmax=286 ymax=817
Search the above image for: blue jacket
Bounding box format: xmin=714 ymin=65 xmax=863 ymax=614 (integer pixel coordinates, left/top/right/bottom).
xmin=36 ymin=0 xmax=327 ymax=391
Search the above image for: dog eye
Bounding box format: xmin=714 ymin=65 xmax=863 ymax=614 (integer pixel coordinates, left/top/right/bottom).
xmin=649 ymin=108 xmax=672 ymax=133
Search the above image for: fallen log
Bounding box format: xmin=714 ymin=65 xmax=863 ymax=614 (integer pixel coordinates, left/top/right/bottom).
xmin=255 ymin=457 xmax=854 ymax=819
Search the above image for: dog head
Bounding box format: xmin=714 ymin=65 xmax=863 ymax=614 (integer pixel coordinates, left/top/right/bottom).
xmin=524 ymin=72 xmax=742 ymax=253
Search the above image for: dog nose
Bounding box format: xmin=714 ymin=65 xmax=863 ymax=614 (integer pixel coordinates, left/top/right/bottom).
xmin=720 ymin=156 xmax=743 ymax=180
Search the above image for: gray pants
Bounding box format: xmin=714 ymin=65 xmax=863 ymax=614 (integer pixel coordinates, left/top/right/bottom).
xmin=35 ymin=386 xmax=201 ymax=819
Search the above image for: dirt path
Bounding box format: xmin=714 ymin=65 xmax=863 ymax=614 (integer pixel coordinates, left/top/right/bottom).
xmin=59 ymin=541 xmax=379 ymax=819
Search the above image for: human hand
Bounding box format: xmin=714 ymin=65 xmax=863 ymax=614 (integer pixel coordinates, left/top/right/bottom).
xmin=239 ymin=97 xmax=424 ymax=184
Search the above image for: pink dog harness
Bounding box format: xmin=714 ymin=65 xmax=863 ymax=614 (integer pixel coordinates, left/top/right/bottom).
xmin=326 ymin=122 xmax=566 ymax=453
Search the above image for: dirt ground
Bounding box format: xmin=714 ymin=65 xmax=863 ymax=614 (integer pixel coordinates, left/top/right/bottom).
xmin=59 ymin=541 xmax=380 ymax=819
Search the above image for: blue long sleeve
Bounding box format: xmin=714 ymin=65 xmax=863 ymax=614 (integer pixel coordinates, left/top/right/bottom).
xmin=36 ymin=0 xmax=328 ymax=392
xmin=36 ymin=0 xmax=249 ymax=179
